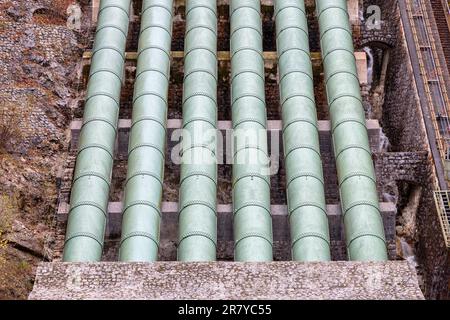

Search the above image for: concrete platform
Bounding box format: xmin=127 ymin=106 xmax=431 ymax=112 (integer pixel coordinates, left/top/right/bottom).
xmin=29 ymin=261 xmax=424 ymax=300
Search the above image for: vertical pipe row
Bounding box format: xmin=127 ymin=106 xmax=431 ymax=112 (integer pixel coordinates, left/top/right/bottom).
xmin=63 ymin=0 xmax=131 ymax=262
xmin=316 ymin=0 xmax=387 ymax=260
xmin=119 ymin=0 xmax=173 ymax=262
xmin=275 ymin=0 xmax=331 ymax=261
xmin=230 ymin=0 xmax=273 ymax=261
xmin=177 ymin=0 xmax=218 ymax=261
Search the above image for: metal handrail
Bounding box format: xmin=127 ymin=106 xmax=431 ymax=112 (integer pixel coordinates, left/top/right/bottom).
xmin=433 ymin=191 xmax=450 ymax=247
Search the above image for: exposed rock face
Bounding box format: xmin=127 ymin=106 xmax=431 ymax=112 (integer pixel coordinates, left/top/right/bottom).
xmin=0 ymin=0 xmax=91 ymax=299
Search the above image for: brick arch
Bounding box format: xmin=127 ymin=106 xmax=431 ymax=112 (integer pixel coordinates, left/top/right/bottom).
xmin=358 ymin=37 xmax=395 ymax=50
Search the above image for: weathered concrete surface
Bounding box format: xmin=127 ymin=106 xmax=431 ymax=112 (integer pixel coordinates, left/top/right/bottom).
xmin=29 ymin=261 xmax=424 ymax=300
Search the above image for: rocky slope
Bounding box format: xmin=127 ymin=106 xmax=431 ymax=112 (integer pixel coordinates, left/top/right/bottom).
xmin=0 ymin=0 xmax=90 ymax=299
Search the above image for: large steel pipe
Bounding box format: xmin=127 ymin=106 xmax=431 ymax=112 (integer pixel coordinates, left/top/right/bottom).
xmin=230 ymin=0 xmax=273 ymax=261
xmin=177 ymin=0 xmax=218 ymax=261
xmin=119 ymin=0 xmax=173 ymax=262
xmin=275 ymin=0 xmax=330 ymax=261
xmin=316 ymin=0 xmax=387 ymax=260
xmin=63 ymin=0 xmax=131 ymax=261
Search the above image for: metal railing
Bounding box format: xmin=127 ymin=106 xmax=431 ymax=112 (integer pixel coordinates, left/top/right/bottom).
xmin=433 ymin=191 xmax=450 ymax=247
xmin=406 ymin=0 xmax=450 ymax=246
xmin=406 ymin=0 xmax=450 ymax=177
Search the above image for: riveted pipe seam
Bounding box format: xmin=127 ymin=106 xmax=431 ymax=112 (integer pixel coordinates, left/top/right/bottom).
xmin=286 ymin=173 xmax=324 ymax=188
xmin=85 ymin=92 xmax=120 ymax=106
xmin=142 ymin=4 xmax=173 ymax=16
xmin=177 ymin=0 xmax=218 ymax=262
xmin=317 ymin=0 xmax=387 ymax=261
xmin=231 ymin=0 xmax=273 ymax=262
xmin=292 ymin=232 xmax=330 ymax=247
xmin=235 ymin=234 xmax=273 ymax=247
xmin=81 ymin=117 xmax=118 ymax=133
xmin=65 ymin=233 xmax=104 ymax=247
xmin=140 ymin=25 xmax=172 ymax=37
xmin=131 ymin=116 xmax=166 ymax=131
xmin=95 ymin=25 xmax=128 ymax=39
xmin=276 ymin=0 xmax=330 ymax=261
xmin=72 ymin=172 xmax=111 ymax=187
xmin=68 ymin=202 xmax=107 ymax=218
xmin=184 ymin=69 xmax=218 ymax=82
xmin=283 ymin=119 xmax=318 ymax=134
xmin=274 ymin=5 xmax=306 ymax=18
xmin=137 ymin=46 xmax=171 ymax=60
xmin=77 ymin=144 xmax=113 ymax=159
xmin=180 ymin=172 xmax=217 ymax=186
xmin=280 ymin=69 xmax=313 ymax=83
xmin=125 ymin=172 xmax=164 ymax=188
xmin=98 ymin=4 xmax=130 ymax=16
xmin=234 ymin=203 xmax=272 ymax=218
xmin=91 ymin=47 xmax=125 ymax=60
xmin=178 ymin=202 xmax=217 ymax=218
xmin=136 ymin=68 xmax=170 ymax=82
xmin=233 ymin=174 xmax=271 ymax=188
xmin=118 ymin=0 xmax=173 ymax=262
xmin=120 ymin=232 xmax=160 ymax=248
xmin=122 ymin=201 xmax=162 ymax=218
xmin=288 ymin=203 xmax=327 ymax=217
xmin=182 ymin=117 xmax=217 ymax=129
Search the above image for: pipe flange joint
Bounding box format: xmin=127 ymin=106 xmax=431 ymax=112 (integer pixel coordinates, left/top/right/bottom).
xmin=81 ymin=116 xmax=117 ymax=133
xmin=291 ymin=232 xmax=331 ymax=248
xmin=128 ymin=142 xmax=165 ymax=159
xmin=178 ymin=200 xmax=217 ymax=218
xmin=284 ymin=143 xmax=321 ymax=160
xmin=232 ymin=117 xmax=266 ymax=129
xmin=233 ymin=172 xmax=270 ymax=188
xmin=73 ymin=171 xmax=111 ymax=187
xmin=286 ymin=171 xmax=324 ymax=188
xmin=65 ymin=231 xmax=104 ymax=248
xmin=342 ymin=200 xmax=381 ymax=219
xmin=77 ymin=143 xmax=114 ymax=160
xmin=120 ymin=231 xmax=160 ymax=248
xmin=288 ymin=201 xmax=327 ymax=218
xmin=131 ymin=115 xmax=166 ymax=132
xmin=122 ymin=200 xmax=162 ymax=218
xmin=178 ymin=231 xmax=217 ymax=247
xmin=142 ymin=3 xmax=173 ymax=17
xmin=180 ymin=171 xmax=217 ymax=186
xmin=68 ymin=200 xmax=108 ymax=219
xmin=125 ymin=170 xmax=164 ymax=188
xmin=339 ymin=171 xmax=376 ymax=188
xmin=234 ymin=232 xmax=273 ymax=248
xmin=233 ymin=200 xmax=271 ymax=218
xmin=346 ymin=232 xmax=386 ymax=248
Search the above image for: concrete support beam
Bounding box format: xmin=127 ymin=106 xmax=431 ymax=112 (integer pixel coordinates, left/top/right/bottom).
xmin=82 ymin=51 xmax=368 ymax=84
xmin=57 ymin=200 xmax=396 ymax=247
xmin=70 ymin=119 xmax=381 ymax=160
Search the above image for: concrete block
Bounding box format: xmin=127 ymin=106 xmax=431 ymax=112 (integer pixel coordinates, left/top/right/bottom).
xmin=29 ymin=261 xmax=424 ymax=300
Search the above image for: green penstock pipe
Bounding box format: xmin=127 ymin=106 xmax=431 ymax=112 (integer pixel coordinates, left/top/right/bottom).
xmin=316 ymin=0 xmax=387 ymax=260
xmin=230 ymin=0 xmax=273 ymax=261
xmin=275 ymin=0 xmax=331 ymax=261
xmin=119 ymin=0 xmax=173 ymax=262
xmin=177 ymin=0 xmax=218 ymax=261
xmin=63 ymin=0 xmax=131 ymax=261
